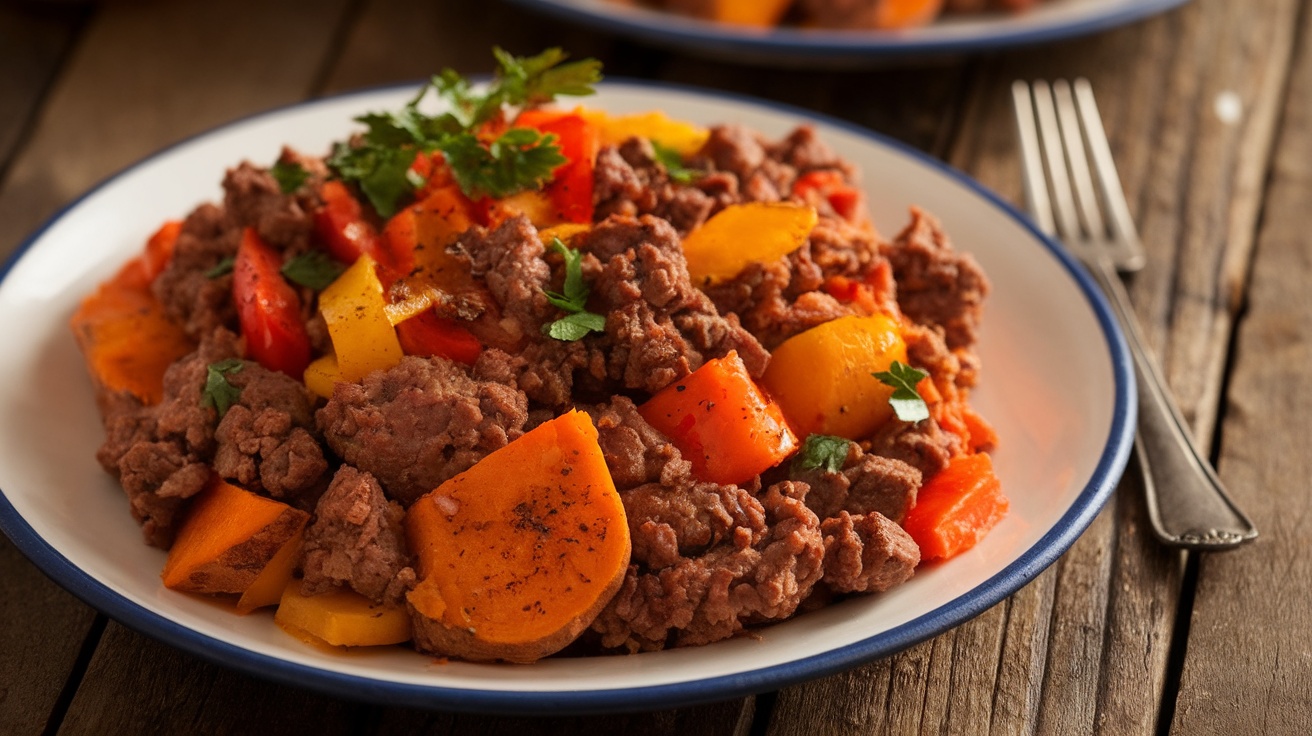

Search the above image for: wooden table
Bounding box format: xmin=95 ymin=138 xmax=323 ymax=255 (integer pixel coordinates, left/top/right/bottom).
xmin=2 ymin=0 xmax=1308 ymax=732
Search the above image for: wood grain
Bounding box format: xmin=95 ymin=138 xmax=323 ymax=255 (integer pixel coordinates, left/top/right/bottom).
xmin=1171 ymin=0 xmax=1312 ymax=731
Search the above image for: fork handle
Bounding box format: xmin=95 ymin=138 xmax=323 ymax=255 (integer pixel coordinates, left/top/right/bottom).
xmin=1087 ymin=255 xmax=1258 ymax=549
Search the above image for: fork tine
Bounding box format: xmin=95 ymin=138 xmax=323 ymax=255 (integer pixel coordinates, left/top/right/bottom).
xmin=1031 ymin=81 xmax=1083 ymax=245
xmin=1072 ymin=78 xmax=1146 ymax=271
xmin=1052 ymin=80 xmax=1107 ymax=245
xmin=1010 ymin=81 xmax=1055 ymax=237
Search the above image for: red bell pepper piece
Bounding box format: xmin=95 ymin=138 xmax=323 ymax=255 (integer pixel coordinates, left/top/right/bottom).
xmin=512 ymin=109 xmax=600 ymax=223
xmin=638 ymin=351 xmax=798 ymax=486
xmin=900 ymin=452 xmax=1008 ymax=562
xmin=315 ymin=180 xmax=382 ymax=265
xmin=793 ymin=170 xmax=865 ymax=224
xmin=233 ymin=228 xmax=312 ymax=378
xmin=395 ymin=310 xmax=482 ymax=365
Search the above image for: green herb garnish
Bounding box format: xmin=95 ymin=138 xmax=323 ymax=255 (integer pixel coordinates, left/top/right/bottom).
xmin=542 ymin=237 xmax=606 ymax=341
xmin=201 ymin=359 xmax=245 ymax=417
xmin=205 ymin=256 xmax=235 ymax=279
xmin=271 ymin=160 xmax=309 ymax=194
xmin=791 ymin=434 xmax=853 ymax=474
xmin=280 ymin=250 xmax=345 ymax=290
xmin=327 ymin=47 xmax=601 ymax=217
xmin=873 ymin=361 xmax=930 ymax=423
xmin=652 ymin=140 xmax=698 ymax=184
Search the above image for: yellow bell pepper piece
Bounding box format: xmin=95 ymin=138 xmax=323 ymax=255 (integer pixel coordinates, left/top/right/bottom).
xmin=319 ymin=253 xmax=403 ymax=382
xmin=274 ymin=583 xmax=411 ymax=647
xmin=580 ymin=109 xmax=710 ymax=156
xmin=303 ymin=354 xmax=343 ymax=400
xmin=761 ymin=314 xmax=908 ymax=440
xmin=681 ymin=202 xmax=818 ymax=286
xmin=235 ymin=531 xmax=303 ymax=614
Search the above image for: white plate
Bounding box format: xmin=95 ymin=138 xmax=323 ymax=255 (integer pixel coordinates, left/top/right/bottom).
xmin=0 ymin=81 xmax=1133 ymax=713
xmin=504 ymin=0 xmax=1189 ymax=62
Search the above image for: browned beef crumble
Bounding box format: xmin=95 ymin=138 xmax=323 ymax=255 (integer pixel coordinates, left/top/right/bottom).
xmin=96 ymin=330 xmax=241 ymax=547
xmin=300 ymin=465 xmax=415 ymax=604
xmin=791 ymin=443 xmax=921 ymax=524
xmin=593 ymin=480 xmax=825 ymax=652
xmin=820 ymin=511 xmax=919 ymax=594
xmin=317 ymin=355 xmax=530 ymax=507
xmin=882 ymin=207 xmax=990 ymax=351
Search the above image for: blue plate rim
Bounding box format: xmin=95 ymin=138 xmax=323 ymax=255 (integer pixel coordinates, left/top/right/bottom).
xmin=0 ymin=78 xmax=1135 ymax=715
xmin=500 ymin=0 xmax=1190 ymax=58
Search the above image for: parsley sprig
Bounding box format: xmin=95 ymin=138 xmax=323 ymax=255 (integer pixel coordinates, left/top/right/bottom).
xmin=281 ymin=251 xmax=344 ymax=291
xmin=873 ymin=361 xmax=930 ymax=423
xmin=327 ymin=47 xmax=601 ymax=217
xmin=652 ymin=141 xmax=699 ymax=184
xmin=271 ymin=160 xmax=309 ymax=194
xmin=201 ymin=359 xmax=244 ymax=417
xmin=543 ymin=238 xmax=606 ymax=341
xmin=791 ymin=434 xmax=853 ymax=475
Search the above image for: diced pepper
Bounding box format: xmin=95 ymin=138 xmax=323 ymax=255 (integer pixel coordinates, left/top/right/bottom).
xmin=900 ymin=452 xmax=1008 ymax=562
xmin=681 ymin=202 xmax=818 ymax=286
xmin=579 ymin=109 xmax=710 ymax=156
xmin=395 ymin=310 xmax=481 ymax=365
xmin=232 ymin=228 xmax=312 ymax=378
xmin=318 ymin=253 xmax=404 ymax=382
xmin=761 ymin=314 xmax=907 ymax=440
xmin=275 ymin=583 xmax=411 ymax=647
xmin=793 ymin=170 xmax=867 ymax=225
xmin=315 ymin=180 xmax=382 ymax=265
xmin=513 ymin=108 xmax=600 ymax=224
xmin=638 ymin=351 xmax=798 ymax=486
xmin=303 ymin=354 xmax=343 ymax=400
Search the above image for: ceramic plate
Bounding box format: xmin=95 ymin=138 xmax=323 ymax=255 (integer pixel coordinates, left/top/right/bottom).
xmin=0 ymin=81 xmax=1133 ymax=714
xmin=504 ymin=0 xmax=1189 ymax=62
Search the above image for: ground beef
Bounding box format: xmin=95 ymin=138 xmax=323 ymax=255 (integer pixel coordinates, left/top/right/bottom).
xmin=152 ymin=202 xmax=239 ymax=340
xmin=592 ymin=480 xmax=824 ymax=652
xmin=882 ymin=207 xmax=990 ymax=351
xmin=317 ymin=355 xmax=529 ymax=506
xmin=594 ymin=139 xmax=717 ymax=235
xmin=453 ymin=215 xmax=554 ymax=347
xmin=866 ymin=415 xmax=961 ymax=479
xmin=300 ymin=466 xmax=414 ymax=604
xmin=584 ymin=396 xmax=691 ymax=490
xmin=792 ymin=445 xmax=921 ymax=523
xmin=820 ymin=511 xmax=919 ymax=594
xmin=622 ymin=480 xmax=767 ymax=570
xmin=96 ymin=330 xmax=241 ymax=547
xmin=211 ymin=362 xmax=329 ymax=509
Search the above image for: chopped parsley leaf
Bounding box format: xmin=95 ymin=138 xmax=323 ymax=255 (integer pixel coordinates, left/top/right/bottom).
xmin=873 ymin=361 xmax=930 ymax=423
xmin=791 ymin=434 xmax=853 ymax=475
xmin=280 ymin=250 xmax=345 ymax=291
xmin=201 ymin=359 xmax=244 ymax=417
xmin=327 ymin=47 xmax=601 ymax=217
xmin=652 ymin=141 xmax=699 ymax=184
xmin=542 ymin=237 xmax=606 ymax=341
xmin=205 ymin=256 xmax=235 ymax=279
xmin=270 ymin=160 xmax=309 ymax=194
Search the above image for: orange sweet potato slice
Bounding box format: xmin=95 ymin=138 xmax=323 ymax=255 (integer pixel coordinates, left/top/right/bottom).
xmin=404 ymin=409 xmax=630 ymax=663
xmin=162 ymin=476 xmax=309 ymax=596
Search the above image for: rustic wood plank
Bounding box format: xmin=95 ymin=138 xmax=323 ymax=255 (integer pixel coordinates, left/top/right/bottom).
xmin=0 ymin=5 xmax=103 ymax=734
xmin=1171 ymin=0 xmax=1312 ymax=731
xmin=0 ymin=0 xmax=353 ymax=731
xmin=0 ymin=2 xmax=91 ymax=173
xmin=57 ymin=624 xmax=362 ymax=736
xmin=0 ymin=0 xmax=348 ymax=260
xmin=369 ymin=699 xmax=753 ymax=736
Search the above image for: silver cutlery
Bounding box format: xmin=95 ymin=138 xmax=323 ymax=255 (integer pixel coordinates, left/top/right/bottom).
xmin=1011 ymin=78 xmax=1257 ymax=550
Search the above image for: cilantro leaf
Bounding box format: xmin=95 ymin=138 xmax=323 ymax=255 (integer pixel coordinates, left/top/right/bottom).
xmin=201 ymin=359 xmax=245 ymax=417
xmin=541 ymin=237 xmax=606 ymax=341
xmin=651 ymin=141 xmax=699 ymax=184
xmin=873 ymin=361 xmax=930 ymax=423
xmin=791 ymin=434 xmax=853 ymax=475
xmin=270 ymin=160 xmax=309 ymax=194
xmin=544 ymin=311 xmax=607 ymax=341
xmin=326 ymin=47 xmax=600 ymax=216
xmin=205 ymin=256 xmax=235 ymax=279
xmin=281 ymin=251 xmax=345 ymax=291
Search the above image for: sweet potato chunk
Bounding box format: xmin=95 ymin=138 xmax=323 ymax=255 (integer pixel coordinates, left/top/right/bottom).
xmin=274 ymin=583 xmax=411 ymax=647
xmin=404 ymin=409 xmax=630 ymax=663
xmin=161 ymin=476 xmax=309 ymax=595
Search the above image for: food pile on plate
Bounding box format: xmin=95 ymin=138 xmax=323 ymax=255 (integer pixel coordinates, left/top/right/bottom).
xmin=71 ymin=48 xmax=1007 ymax=664
xmin=605 ymin=0 xmax=1044 ymax=30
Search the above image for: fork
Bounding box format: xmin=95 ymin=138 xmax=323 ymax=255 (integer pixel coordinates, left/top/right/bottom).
xmin=1011 ymin=79 xmax=1258 ymax=550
